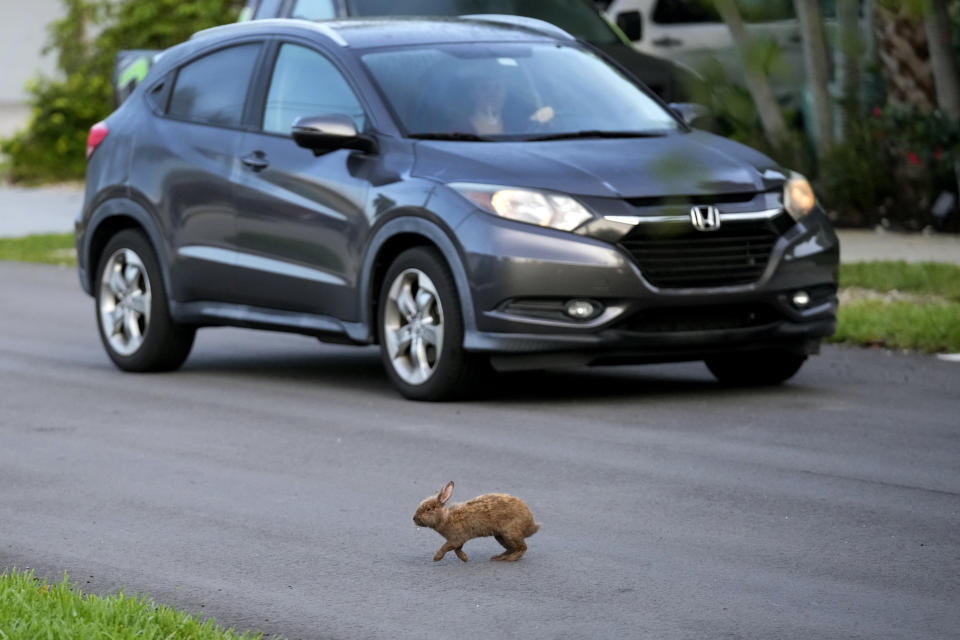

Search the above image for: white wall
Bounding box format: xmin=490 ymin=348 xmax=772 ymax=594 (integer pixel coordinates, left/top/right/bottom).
xmin=0 ymin=0 xmax=65 ymax=136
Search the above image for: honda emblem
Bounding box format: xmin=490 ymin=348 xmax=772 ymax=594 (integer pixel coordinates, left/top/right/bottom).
xmin=690 ymin=205 xmax=721 ymax=232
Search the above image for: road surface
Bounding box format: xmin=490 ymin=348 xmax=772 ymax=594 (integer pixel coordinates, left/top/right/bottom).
xmin=1 ymin=261 xmax=958 ymax=639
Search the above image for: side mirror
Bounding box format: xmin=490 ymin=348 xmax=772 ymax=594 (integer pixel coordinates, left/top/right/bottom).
xmin=291 ymin=114 xmax=376 ymax=155
xmin=616 ymin=10 xmax=643 ymax=42
xmin=669 ymin=102 xmax=710 ymax=127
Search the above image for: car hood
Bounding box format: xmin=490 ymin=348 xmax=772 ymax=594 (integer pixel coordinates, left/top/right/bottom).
xmin=412 ymin=131 xmax=779 ymax=199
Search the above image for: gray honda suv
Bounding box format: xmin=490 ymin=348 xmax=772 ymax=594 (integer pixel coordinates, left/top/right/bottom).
xmin=77 ymin=16 xmax=838 ymax=400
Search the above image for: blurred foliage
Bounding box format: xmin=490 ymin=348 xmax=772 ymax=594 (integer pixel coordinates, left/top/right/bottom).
xmin=692 ymin=0 xmax=960 ymax=231
xmin=821 ymin=106 xmax=960 ymax=230
xmin=0 ymin=0 xmax=241 ymax=184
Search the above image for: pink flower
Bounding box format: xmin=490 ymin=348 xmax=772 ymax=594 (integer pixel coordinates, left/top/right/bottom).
xmin=873 ymin=106 xmax=883 ymax=118
xmin=907 ymin=152 xmax=921 ymax=166
xmin=933 ymin=148 xmax=943 ymax=161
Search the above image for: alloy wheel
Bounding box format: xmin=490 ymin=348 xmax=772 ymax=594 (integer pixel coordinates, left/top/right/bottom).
xmin=98 ymin=248 xmax=152 ymax=357
xmin=383 ymin=268 xmax=445 ymax=385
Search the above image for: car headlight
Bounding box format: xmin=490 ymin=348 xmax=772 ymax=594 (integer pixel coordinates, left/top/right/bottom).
xmin=784 ymin=172 xmax=816 ymax=221
xmin=449 ymin=183 xmax=593 ymax=232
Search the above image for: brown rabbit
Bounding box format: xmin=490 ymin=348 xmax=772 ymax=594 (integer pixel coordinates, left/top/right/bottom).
xmin=413 ymin=481 xmax=540 ymax=562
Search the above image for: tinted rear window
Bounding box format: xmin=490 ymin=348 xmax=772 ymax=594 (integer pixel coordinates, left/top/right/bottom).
xmin=168 ymin=44 xmax=261 ymax=128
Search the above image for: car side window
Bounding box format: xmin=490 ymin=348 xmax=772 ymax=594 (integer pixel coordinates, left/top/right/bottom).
xmin=168 ymin=44 xmax=261 ymax=128
xmin=291 ymin=0 xmax=337 ymax=19
xmin=262 ymin=43 xmax=366 ymax=134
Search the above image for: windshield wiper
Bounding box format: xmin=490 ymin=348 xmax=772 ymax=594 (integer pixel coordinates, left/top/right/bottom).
xmin=521 ymin=130 xmax=669 ymax=142
xmin=408 ymin=132 xmax=496 ymax=142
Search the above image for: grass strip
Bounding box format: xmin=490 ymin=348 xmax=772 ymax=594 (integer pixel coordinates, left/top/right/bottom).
xmin=830 ymin=299 xmax=960 ymax=353
xmin=2 ymin=237 xmax=958 ymax=352
xmin=0 ymin=233 xmax=76 ymax=265
xmin=839 ymin=261 xmax=960 ymax=302
xmin=0 ymin=569 xmax=269 ymax=640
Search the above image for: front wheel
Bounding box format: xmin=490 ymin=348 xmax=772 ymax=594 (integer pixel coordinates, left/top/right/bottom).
xmin=377 ymin=247 xmax=487 ymax=401
xmin=705 ymin=350 xmax=807 ymax=386
xmin=95 ymin=229 xmax=195 ymax=372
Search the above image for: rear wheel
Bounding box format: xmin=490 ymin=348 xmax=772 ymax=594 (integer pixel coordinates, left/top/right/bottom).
xmin=705 ymin=350 xmax=807 ymax=386
xmin=95 ymin=230 xmax=195 ymax=372
xmin=377 ymin=247 xmax=487 ymax=401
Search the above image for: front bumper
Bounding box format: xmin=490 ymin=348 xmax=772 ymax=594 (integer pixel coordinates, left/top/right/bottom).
xmin=455 ymin=207 xmax=839 ymax=363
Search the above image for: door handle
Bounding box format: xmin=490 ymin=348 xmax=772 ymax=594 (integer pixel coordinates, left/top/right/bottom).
xmin=242 ymin=151 xmax=269 ymax=172
xmin=652 ymin=36 xmax=684 ymax=48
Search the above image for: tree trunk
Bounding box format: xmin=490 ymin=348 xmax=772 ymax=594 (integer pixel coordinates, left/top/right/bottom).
xmin=794 ymin=0 xmax=835 ymax=156
xmin=874 ymin=4 xmax=936 ymax=112
xmin=924 ymin=0 xmax=960 ymax=119
xmin=836 ymin=0 xmax=862 ymax=137
xmin=923 ymin=0 xmax=960 ymax=197
xmin=714 ymin=0 xmax=789 ymax=147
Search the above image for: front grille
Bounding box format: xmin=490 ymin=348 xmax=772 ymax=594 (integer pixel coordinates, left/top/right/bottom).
xmin=617 ymin=304 xmax=780 ymax=333
xmin=620 ymin=222 xmax=779 ymax=288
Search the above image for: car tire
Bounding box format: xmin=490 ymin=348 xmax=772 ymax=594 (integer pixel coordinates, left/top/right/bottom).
xmin=705 ymin=350 xmax=807 ymax=386
xmin=95 ymin=229 xmax=195 ymax=372
xmin=377 ymin=247 xmax=488 ymax=401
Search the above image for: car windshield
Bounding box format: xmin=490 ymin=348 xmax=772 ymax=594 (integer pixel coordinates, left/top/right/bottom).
xmin=347 ymin=0 xmax=619 ymax=44
xmin=361 ymin=43 xmax=680 ymax=140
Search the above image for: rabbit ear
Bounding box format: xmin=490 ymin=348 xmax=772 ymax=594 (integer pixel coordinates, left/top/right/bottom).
xmin=439 ymin=481 xmax=454 ymax=504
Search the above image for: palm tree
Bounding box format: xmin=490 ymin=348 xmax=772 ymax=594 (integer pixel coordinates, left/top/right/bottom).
xmin=714 ymin=0 xmax=789 ymax=146
xmin=794 ymin=0 xmax=835 ymax=157
xmin=836 ymin=0 xmax=863 ymax=136
xmin=922 ymin=0 xmax=960 ymax=194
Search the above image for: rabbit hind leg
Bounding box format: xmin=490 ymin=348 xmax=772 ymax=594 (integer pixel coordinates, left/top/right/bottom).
xmin=499 ymin=537 xmax=527 ymax=561
xmin=491 ymin=534 xmax=512 ymax=561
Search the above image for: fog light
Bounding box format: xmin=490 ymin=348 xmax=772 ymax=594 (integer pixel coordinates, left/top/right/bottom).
xmin=792 ymin=290 xmax=811 ymax=308
xmin=565 ymin=299 xmax=599 ymax=320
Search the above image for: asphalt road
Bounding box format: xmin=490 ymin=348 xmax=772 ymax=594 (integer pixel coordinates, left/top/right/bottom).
xmin=1 ymin=261 xmax=958 ymax=640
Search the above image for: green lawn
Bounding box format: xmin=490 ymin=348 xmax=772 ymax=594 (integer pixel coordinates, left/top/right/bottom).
xmin=1 ymin=236 xmax=957 ymax=352
xmin=0 ymin=569 xmax=269 ymax=640
xmin=839 ymin=261 xmax=960 ymax=302
xmin=832 ymin=261 xmax=960 ymax=353
xmin=830 ymin=299 xmax=960 ymax=353
xmin=0 ymin=232 xmax=75 ymax=265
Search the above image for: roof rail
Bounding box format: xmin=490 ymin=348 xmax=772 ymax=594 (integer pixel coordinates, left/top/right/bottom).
xmin=191 ymin=19 xmax=349 ymax=47
xmin=459 ymin=14 xmax=576 ymax=41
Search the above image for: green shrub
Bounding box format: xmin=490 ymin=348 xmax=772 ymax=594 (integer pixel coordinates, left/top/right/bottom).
xmin=821 ymin=106 xmax=960 ymax=231
xmin=0 ymin=0 xmax=241 ymax=184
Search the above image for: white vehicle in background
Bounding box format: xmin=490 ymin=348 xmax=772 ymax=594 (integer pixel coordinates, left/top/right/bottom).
xmin=600 ymin=0 xmax=836 ymax=93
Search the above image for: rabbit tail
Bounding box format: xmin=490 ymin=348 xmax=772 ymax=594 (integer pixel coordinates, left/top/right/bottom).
xmin=525 ymin=521 xmax=541 ymax=537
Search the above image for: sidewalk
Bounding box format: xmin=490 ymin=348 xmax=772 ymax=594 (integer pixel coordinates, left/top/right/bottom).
xmin=0 ymin=183 xmax=83 ymax=238
xmin=0 ymin=184 xmax=958 ymax=264
xmin=837 ymin=228 xmax=960 ymax=265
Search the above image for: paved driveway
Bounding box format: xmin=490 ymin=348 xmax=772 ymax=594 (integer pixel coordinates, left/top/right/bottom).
xmin=1 ymin=261 xmax=958 ymax=639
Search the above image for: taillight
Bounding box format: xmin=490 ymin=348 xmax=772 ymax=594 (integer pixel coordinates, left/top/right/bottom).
xmin=86 ymin=121 xmax=109 ymax=159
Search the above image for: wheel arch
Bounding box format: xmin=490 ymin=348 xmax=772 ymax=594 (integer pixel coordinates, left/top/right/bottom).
xmin=81 ymin=198 xmax=171 ymax=298
xmin=357 ymin=216 xmax=476 ymax=345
